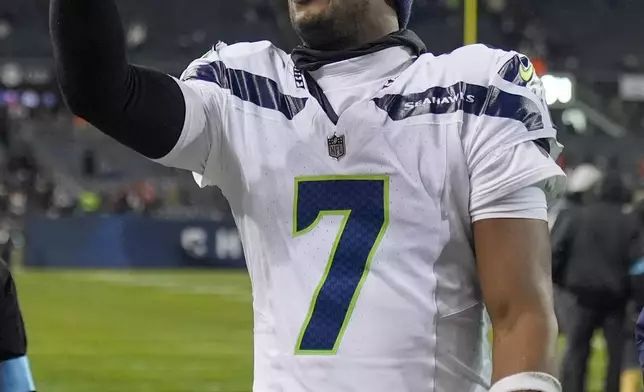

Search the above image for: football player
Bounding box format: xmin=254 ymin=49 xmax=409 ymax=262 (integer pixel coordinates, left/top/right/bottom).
xmin=50 ymin=0 xmax=565 ymax=390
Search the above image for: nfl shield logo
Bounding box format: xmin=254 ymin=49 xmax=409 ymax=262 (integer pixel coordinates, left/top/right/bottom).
xmin=327 ymin=134 xmax=346 ymax=160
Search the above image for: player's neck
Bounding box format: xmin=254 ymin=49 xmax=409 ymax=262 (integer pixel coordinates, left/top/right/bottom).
xmin=346 ymin=23 xmax=399 ymax=50
xmin=351 ymin=7 xmax=400 ymax=48
xmin=309 ymin=17 xmax=399 ymax=51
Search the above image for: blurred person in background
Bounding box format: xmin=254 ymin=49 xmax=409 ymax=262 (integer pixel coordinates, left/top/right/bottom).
xmin=48 ymin=186 xmax=76 ymax=217
xmin=0 ymin=184 xmax=7 ymax=218
xmin=549 ymin=160 xmax=602 ymax=228
xmin=551 ymin=161 xmax=603 ymax=336
xmin=81 ymin=148 xmax=97 ymax=178
xmin=0 ymin=224 xmax=13 ymax=268
xmin=110 ymin=189 xmax=133 ymax=214
xmin=135 ymin=181 xmax=159 ymax=215
xmin=554 ymin=173 xmax=640 ymax=392
xmin=77 ymin=190 xmax=102 ymax=214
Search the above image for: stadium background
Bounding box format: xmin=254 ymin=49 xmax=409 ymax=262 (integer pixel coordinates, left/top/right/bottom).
xmin=0 ymin=0 xmax=641 ymax=390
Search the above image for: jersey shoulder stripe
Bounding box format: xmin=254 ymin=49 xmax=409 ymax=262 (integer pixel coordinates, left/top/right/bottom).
xmin=182 ymin=60 xmax=307 ymax=120
xmin=498 ymin=53 xmax=536 ymax=86
xmin=496 ymin=53 xmax=549 ymax=109
xmin=373 ymin=81 xmax=544 ymax=132
xmin=373 ymin=45 xmax=550 ymax=135
xmin=181 ymin=41 xmax=307 ymax=120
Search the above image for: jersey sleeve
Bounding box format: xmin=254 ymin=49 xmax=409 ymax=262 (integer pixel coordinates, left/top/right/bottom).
xmin=153 ymin=46 xmax=229 ymax=187
xmin=462 ymin=50 xmax=566 ymax=213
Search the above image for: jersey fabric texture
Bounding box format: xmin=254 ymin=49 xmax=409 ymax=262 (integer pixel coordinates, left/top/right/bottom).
xmin=472 ymin=185 xmax=547 ymax=222
xmin=155 ymin=41 xmax=566 ymax=392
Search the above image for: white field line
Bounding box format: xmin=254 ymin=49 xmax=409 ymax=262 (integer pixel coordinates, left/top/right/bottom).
xmin=64 ymin=273 xmax=251 ymax=302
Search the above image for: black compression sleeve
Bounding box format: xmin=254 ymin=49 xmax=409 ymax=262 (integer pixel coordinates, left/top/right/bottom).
xmin=50 ymin=0 xmax=186 ymax=159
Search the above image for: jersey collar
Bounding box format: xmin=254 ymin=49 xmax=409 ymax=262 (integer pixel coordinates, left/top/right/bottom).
xmin=291 ymin=29 xmax=426 ymax=72
xmin=309 ymin=46 xmax=415 ymax=92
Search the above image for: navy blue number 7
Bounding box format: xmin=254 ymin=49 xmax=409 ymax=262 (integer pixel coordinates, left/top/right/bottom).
xmin=293 ymin=175 xmax=389 ymax=354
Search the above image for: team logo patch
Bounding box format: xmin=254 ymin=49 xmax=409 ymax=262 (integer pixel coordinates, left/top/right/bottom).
xmin=518 ymin=56 xmax=546 ymax=102
xmin=327 ymin=134 xmax=346 ymax=160
xmin=519 ymin=56 xmax=535 ymax=83
xmin=497 ymin=55 xmax=549 ymax=108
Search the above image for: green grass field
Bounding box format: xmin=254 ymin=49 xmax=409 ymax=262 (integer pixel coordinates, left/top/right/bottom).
xmin=14 ymin=270 xmax=609 ymax=392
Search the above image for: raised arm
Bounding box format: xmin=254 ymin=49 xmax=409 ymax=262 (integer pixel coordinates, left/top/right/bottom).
xmin=50 ymin=0 xmax=186 ymax=159
xmin=50 ymin=0 xmax=220 ymax=175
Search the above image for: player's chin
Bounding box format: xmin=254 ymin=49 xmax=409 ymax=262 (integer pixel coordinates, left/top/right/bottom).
xmin=290 ymin=0 xmax=332 ymax=22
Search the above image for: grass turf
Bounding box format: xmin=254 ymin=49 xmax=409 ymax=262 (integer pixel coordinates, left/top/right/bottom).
xmin=14 ymin=270 xmax=608 ymax=392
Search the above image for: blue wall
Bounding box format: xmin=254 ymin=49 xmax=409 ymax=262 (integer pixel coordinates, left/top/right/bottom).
xmin=24 ymin=216 xmax=245 ymax=269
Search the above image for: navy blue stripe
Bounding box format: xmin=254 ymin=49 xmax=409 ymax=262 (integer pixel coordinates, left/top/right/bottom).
xmin=183 ymin=62 xmax=308 ymax=120
xmin=485 ymin=85 xmax=545 ymax=131
xmin=498 ymin=54 xmax=530 ymax=86
xmin=373 ymin=81 xmax=545 ymax=131
xmin=533 ymin=138 xmax=551 ymax=155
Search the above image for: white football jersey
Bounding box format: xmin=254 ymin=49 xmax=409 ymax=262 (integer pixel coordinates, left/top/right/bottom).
xmin=156 ymin=41 xmax=566 ymax=392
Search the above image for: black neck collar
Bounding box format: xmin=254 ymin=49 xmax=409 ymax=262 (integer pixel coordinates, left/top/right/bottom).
xmin=291 ymin=29 xmax=427 ymax=72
